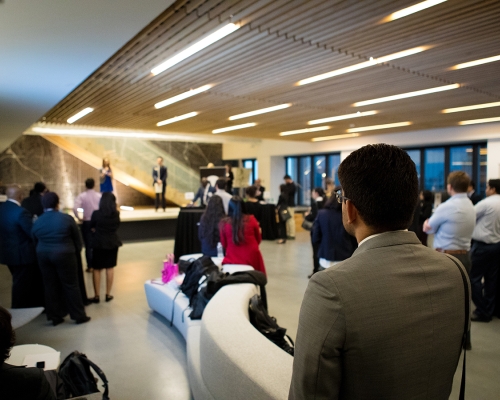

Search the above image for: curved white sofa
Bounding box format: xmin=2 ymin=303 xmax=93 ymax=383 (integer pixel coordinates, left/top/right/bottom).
xmin=144 ymin=272 xmax=293 ymax=399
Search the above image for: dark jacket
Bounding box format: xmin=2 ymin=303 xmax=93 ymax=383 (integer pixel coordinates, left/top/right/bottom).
xmin=469 ymin=191 xmax=483 ymax=205
xmin=244 ymin=201 xmax=263 ymax=224
xmin=90 ymin=210 xmax=122 ymax=249
xmin=0 ymin=201 xmax=37 ymax=265
xmin=305 ymin=197 xmax=325 ymax=223
xmin=255 ymin=186 xmax=266 ymax=202
xmin=312 ymin=203 xmax=357 ymax=262
xmin=0 ymin=363 xmax=56 ymax=400
xmin=409 ymin=200 xmax=433 ymax=235
xmin=285 ymin=182 xmax=297 ymax=207
xmin=198 ymin=220 xmax=218 ymax=257
xmin=32 ymin=210 xmax=82 ymax=254
xmin=193 ymin=185 xmax=216 ymax=206
xmin=152 ymin=165 xmax=168 ymax=185
xmin=21 ymin=193 xmax=44 ymax=218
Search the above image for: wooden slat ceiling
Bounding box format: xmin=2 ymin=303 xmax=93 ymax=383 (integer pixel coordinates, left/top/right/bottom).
xmin=40 ymin=0 xmax=500 ymax=142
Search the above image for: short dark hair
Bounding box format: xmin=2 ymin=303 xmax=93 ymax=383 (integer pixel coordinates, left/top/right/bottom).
xmin=447 ymin=171 xmax=470 ymax=193
xmin=313 ymin=187 xmax=326 ymax=197
xmin=216 ymin=178 xmax=227 ymax=190
xmin=488 ymin=179 xmax=500 ymax=194
xmin=338 ymin=144 xmax=418 ymax=231
xmin=42 ymin=192 xmax=59 ymax=209
xmin=0 ymin=306 xmax=15 ymax=363
xmin=245 ymin=185 xmax=257 ymax=198
xmin=33 ymin=182 xmax=46 ymax=194
xmin=284 ymin=175 xmax=291 ymax=180
xmin=85 ymin=178 xmax=95 ymax=189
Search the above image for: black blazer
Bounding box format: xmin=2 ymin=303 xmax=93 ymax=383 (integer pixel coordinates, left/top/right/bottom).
xmin=90 ymin=210 xmax=122 ymax=249
xmin=32 ymin=210 xmax=82 ymax=254
xmin=244 ymin=201 xmax=263 ymax=224
xmin=21 ymin=193 xmax=44 ymax=218
xmin=285 ymin=182 xmax=297 ymax=207
xmin=152 ymin=165 xmax=167 ymax=185
xmin=0 ymin=363 xmax=55 ymax=400
xmin=305 ymin=197 xmax=325 ymax=223
xmin=0 ymin=201 xmax=37 ymax=265
xmin=469 ymin=192 xmax=483 ymax=205
xmin=255 ymin=186 xmax=266 ymax=202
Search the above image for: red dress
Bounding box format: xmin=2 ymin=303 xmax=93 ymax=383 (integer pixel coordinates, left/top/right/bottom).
xmin=220 ymin=215 xmax=266 ymax=275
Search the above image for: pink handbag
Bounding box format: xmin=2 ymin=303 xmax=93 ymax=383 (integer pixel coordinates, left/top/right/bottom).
xmin=161 ymin=254 xmax=178 ymax=283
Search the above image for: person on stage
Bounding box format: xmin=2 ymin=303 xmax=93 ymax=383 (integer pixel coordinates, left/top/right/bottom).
xmin=99 ymin=158 xmax=113 ymax=193
xmin=152 ymin=156 xmax=168 ymax=212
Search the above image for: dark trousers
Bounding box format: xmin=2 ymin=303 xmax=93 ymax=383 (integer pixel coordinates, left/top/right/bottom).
xmin=37 ymin=251 xmax=87 ymax=321
xmin=312 ymin=241 xmax=320 ymax=273
xmin=155 ymin=183 xmax=167 ymax=210
xmin=470 ymin=241 xmax=500 ymax=319
xmin=7 ymin=262 xmax=45 ymax=308
xmin=80 ymin=221 xmax=93 ymax=269
xmin=277 ymin=219 xmax=287 ymax=240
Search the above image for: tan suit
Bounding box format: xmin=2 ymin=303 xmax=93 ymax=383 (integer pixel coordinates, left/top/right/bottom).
xmin=289 ymin=231 xmax=469 ymax=400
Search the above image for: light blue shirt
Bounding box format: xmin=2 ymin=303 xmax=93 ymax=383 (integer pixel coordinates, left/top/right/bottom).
xmin=472 ymin=194 xmax=500 ymax=243
xmin=427 ymin=193 xmax=476 ymax=250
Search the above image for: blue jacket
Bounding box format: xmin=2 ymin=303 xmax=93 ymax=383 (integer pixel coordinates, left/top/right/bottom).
xmin=193 ymin=185 xmax=216 ymax=206
xmin=32 ymin=210 xmax=82 ymax=254
xmin=0 ymin=201 xmax=37 ymax=265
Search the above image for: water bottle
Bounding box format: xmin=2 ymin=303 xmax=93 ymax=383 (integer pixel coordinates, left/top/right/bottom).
xmin=217 ymin=242 xmax=224 ymax=258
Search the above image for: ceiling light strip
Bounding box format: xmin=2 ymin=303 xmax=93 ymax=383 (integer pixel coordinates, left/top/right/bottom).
xmin=151 ymin=23 xmax=240 ymax=76
xmin=459 ymin=117 xmax=500 ymax=126
xmin=154 ymin=85 xmax=212 ymax=109
xmin=297 ymin=46 xmax=429 ymax=86
xmin=279 ymin=126 xmax=330 ymax=136
xmin=308 ymin=110 xmax=377 ymax=125
xmin=312 ymin=133 xmax=360 ymax=142
xmin=229 ymin=104 xmax=292 ymax=120
xmin=157 ymin=112 xmax=198 ymax=127
xmin=353 ymin=84 xmax=459 ymax=107
xmin=452 ymin=55 xmax=500 ymax=70
xmin=383 ymin=0 xmax=447 ymax=22
xmin=212 ymin=123 xmax=256 ymax=134
xmin=442 ymin=101 xmax=500 ymax=113
xmin=347 ymin=122 xmax=412 ymax=133
xmin=67 ymin=107 xmax=94 ymax=124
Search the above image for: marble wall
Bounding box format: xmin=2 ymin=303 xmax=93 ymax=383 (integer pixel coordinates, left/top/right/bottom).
xmin=151 ymin=141 xmax=222 ymax=171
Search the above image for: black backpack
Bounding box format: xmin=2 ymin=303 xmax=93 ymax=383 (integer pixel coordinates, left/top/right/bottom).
xmin=58 ymin=351 xmax=109 ymax=399
xmin=249 ymin=294 xmax=294 ymax=356
xmin=190 ymin=270 xmax=226 ymax=319
xmin=180 ymin=256 xmax=219 ymax=306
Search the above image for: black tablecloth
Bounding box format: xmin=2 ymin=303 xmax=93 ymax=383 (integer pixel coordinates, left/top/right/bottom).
xmin=260 ymin=204 xmax=278 ymax=240
xmin=173 ymin=208 xmax=204 ymax=262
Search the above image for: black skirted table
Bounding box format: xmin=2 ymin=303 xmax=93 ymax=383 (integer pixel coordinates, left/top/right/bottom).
xmin=173 ymin=208 xmax=204 ymax=261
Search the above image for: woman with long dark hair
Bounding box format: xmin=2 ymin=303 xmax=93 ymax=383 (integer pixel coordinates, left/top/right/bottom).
xmin=244 ymin=185 xmax=262 ymax=224
xmin=198 ymin=195 xmax=225 ymax=257
xmin=90 ymin=192 xmax=122 ymax=303
xmin=219 ymin=196 xmax=266 ymax=274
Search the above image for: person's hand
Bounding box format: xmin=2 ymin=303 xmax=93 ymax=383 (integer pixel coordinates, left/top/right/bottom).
xmin=422 ymin=219 xmax=431 ymax=233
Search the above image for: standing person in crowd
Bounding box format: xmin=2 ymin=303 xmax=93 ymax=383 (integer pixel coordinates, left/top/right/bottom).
xmin=99 ymin=158 xmax=113 ymax=193
xmin=468 ymin=180 xmax=483 ymax=205
xmin=244 ymin=185 xmax=262 ymax=224
xmin=73 ymin=178 xmax=101 ymax=273
xmin=21 ymin=182 xmax=47 ymax=219
xmin=254 ymin=178 xmax=266 ymax=202
xmin=290 ymin=144 xmax=469 ymax=400
xmin=89 ymin=192 xmax=121 ymax=303
xmin=190 ymin=177 xmax=215 ymax=207
xmin=324 ymin=177 xmax=335 ymax=199
xmin=0 ymin=306 xmax=56 ymax=400
xmin=152 ymin=156 xmax=168 ymax=212
xmin=220 ymin=196 xmax=266 ymax=275
xmin=276 ymin=184 xmax=289 ymax=244
xmin=0 ymin=186 xmax=44 ymax=308
xmin=32 ymin=192 xmax=90 ymax=325
xmin=469 ymin=179 xmax=500 ymax=322
xmin=304 ymin=187 xmax=326 ymax=276
xmin=409 ymin=190 xmax=434 ymax=246
xmin=283 ymin=175 xmax=297 ymax=240
xmin=198 ymin=195 xmax=225 ymax=257
xmin=225 ymin=164 xmax=234 ymax=194
xmin=214 ymin=178 xmax=232 ymax=214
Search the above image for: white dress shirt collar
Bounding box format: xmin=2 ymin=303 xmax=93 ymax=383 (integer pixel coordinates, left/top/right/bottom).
xmin=7 ymin=199 xmax=21 ymax=206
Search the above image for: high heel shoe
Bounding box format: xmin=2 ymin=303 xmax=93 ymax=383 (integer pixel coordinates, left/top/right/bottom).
xmin=105 ymin=295 xmax=114 ymax=302
xmin=90 ymin=296 xmax=100 ymax=304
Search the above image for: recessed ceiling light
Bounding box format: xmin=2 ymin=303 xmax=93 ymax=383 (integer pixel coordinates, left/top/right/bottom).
xmin=451 ymin=55 xmax=500 ymax=70
xmin=353 ymin=84 xmax=459 ymax=107
xmin=279 ymin=126 xmax=331 ymax=136
xmin=212 ymin=123 xmax=256 ymax=134
xmin=67 ymin=107 xmax=94 ymax=124
xmin=459 ymin=117 xmax=500 ymax=126
xmin=151 ymin=23 xmax=240 ymax=76
xmin=347 ymin=122 xmax=412 ymax=133
xmin=311 ymin=133 xmax=360 ymax=142
xmin=32 ymin=127 xmax=178 ymax=139
xmin=382 ymin=0 xmax=447 ymax=23
xmin=297 ymin=46 xmax=429 ymax=86
xmin=308 ymin=110 xmax=378 ymax=125
xmin=229 ymin=104 xmax=292 ymax=120
xmin=442 ymin=101 xmax=500 ymax=113
xmin=154 ymin=85 xmax=212 ymax=109
xmin=157 ymin=112 xmax=198 ymax=127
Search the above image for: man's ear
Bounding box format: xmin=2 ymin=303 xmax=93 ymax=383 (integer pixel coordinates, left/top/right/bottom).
xmin=345 ymin=200 xmax=358 ymax=224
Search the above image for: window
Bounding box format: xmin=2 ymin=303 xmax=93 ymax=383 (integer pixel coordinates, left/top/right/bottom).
xmin=242 ymin=159 xmax=258 ymax=185
xmin=449 ymin=146 xmax=473 ymax=178
xmin=327 ymin=154 xmax=341 ymax=186
xmin=424 ymin=148 xmax=445 ymax=191
xmin=313 ymin=156 xmax=326 ymax=189
xmin=286 ymin=158 xmax=297 ymax=182
xmin=406 ymin=149 xmax=421 ymax=183
xmin=479 ymin=145 xmax=487 ymax=195
xmin=299 ymin=157 xmax=312 ymax=206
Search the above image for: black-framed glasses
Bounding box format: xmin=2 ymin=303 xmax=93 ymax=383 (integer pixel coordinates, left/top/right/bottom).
xmin=335 ymin=189 xmax=351 ymax=204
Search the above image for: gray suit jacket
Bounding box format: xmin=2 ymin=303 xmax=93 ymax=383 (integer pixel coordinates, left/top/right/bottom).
xmin=289 ymin=231 xmax=469 ymax=400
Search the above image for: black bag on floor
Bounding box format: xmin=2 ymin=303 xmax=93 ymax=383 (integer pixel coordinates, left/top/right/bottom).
xmin=249 ymin=294 xmax=294 ymax=356
xmin=180 ymin=256 xmax=219 ymax=306
xmin=58 ymin=351 xmax=109 ymax=400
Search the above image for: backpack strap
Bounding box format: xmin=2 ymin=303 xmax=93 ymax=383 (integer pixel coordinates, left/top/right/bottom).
xmin=79 ymin=356 xmax=110 ymax=400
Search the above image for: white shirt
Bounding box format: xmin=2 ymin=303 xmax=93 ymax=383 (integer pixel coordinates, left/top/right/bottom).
xmin=73 ymin=189 xmax=101 ymax=221
xmin=214 ymin=189 xmax=232 ymax=214
xmin=472 ymin=194 xmax=500 ymax=243
xmin=7 ymin=199 xmax=21 ymax=206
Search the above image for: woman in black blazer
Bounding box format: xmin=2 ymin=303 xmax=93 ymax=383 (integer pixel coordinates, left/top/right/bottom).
xmin=90 ymin=192 xmax=122 ymax=303
xmin=305 ymin=187 xmax=326 ymax=277
xmin=276 ymin=184 xmax=288 ymax=244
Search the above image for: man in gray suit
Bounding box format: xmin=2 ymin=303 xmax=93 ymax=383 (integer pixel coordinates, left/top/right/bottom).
xmin=289 ymin=144 xmax=469 ymax=400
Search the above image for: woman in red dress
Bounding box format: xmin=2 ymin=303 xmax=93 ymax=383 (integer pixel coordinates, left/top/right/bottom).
xmin=219 ymin=196 xmax=266 ymax=275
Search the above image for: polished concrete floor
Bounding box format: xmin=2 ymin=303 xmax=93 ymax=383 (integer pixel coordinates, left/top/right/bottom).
xmin=1 ymin=233 xmax=500 ymax=399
